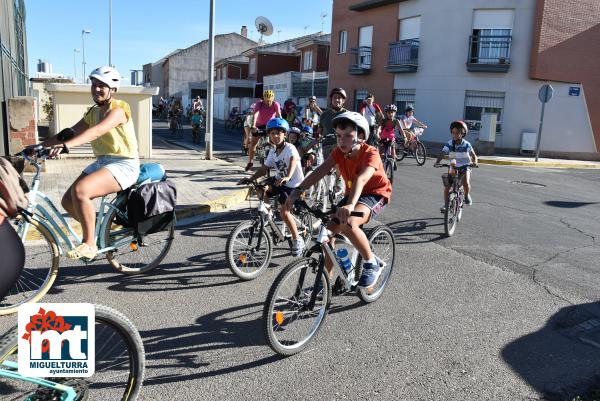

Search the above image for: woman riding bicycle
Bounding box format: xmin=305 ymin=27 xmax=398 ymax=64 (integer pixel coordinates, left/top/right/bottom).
xmin=284 ymin=111 xmax=392 ymax=288
xmin=246 ymin=90 xmax=282 ymax=171
xmin=28 ymin=66 xmax=140 ymax=261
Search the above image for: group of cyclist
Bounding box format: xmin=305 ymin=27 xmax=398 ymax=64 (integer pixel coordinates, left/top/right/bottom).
xmin=238 ymin=86 xmax=478 ymax=282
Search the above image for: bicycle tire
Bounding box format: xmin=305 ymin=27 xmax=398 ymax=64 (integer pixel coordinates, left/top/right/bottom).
xmin=444 ymin=196 xmax=458 ymax=237
xmin=1 ymin=304 xmax=145 ymax=401
xmin=104 ymin=198 xmax=174 ymax=275
xmin=457 ymin=188 xmax=464 ymax=222
xmin=226 ymin=219 xmax=273 ymax=280
xmin=295 ymin=207 xmax=314 ymax=247
xmin=0 ymin=217 xmax=60 ymax=316
xmin=415 ymin=142 xmax=426 ymax=166
xmin=395 ymin=141 xmax=406 ymax=161
xmin=263 ymin=257 xmax=331 ymax=356
xmin=356 ymin=225 xmax=396 ymax=303
xmin=384 ymin=159 xmax=394 ymax=184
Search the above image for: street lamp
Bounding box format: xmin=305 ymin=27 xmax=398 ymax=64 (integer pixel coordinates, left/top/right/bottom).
xmin=73 ymin=48 xmax=80 ymax=83
xmin=82 ymin=29 xmax=91 ymax=82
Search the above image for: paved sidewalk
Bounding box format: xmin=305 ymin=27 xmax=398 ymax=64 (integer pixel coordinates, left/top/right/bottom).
xmin=477 ymin=155 xmax=600 ymax=169
xmin=37 ymin=142 xmax=249 ymax=226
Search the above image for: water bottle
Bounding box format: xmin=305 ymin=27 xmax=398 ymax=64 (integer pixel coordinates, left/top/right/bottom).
xmin=449 ymin=159 xmax=457 ymax=175
xmin=336 ymin=248 xmax=352 ymax=273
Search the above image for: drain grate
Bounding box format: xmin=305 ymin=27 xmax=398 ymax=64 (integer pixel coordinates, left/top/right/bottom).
xmin=510 ymin=180 xmax=547 ymax=187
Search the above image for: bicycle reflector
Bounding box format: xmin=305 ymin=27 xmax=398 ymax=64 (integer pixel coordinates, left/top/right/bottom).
xmin=275 ymin=311 xmax=285 ymax=326
xmin=130 ymin=241 xmax=139 ymax=251
xmin=239 ymin=254 xmax=247 ymax=264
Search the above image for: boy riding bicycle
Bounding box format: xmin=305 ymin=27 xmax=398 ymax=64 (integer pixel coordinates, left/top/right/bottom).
xmin=433 ymin=120 xmax=478 ymax=212
xmin=239 ymin=118 xmax=306 ymax=257
xmin=284 ymin=111 xmax=392 ymax=288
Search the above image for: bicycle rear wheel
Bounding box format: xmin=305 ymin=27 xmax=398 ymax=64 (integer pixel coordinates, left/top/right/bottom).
xmin=444 ymin=195 xmax=459 ymax=236
xmin=415 ymin=142 xmax=426 ymax=166
xmin=226 ymin=219 xmax=273 ymax=280
xmin=0 ymin=217 xmax=60 ymax=316
xmin=0 ymin=304 xmax=145 ymax=401
xmin=263 ymin=257 xmax=331 ymax=356
xmin=356 ymin=225 xmax=396 ymax=303
xmin=104 ymin=199 xmax=174 ymax=275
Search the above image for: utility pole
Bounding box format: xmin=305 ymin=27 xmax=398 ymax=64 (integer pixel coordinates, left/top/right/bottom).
xmin=205 ymin=0 xmax=215 ymax=159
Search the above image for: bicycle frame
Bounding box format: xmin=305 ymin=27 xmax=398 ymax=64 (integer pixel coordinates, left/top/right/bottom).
xmin=0 ymin=360 xmax=78 ymax=401
xmin=19 ymin=157 xmax=132 ymax=257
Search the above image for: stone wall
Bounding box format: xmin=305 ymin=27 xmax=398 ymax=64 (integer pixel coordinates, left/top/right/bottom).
xmin=8 ymin=97 xmax=37 ymax=155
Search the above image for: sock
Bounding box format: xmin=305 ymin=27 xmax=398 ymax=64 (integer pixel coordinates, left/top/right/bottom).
xmin=364 ymin=257 xmax=376 ymax=265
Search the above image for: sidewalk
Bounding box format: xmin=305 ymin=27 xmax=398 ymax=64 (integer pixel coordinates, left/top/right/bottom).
xmin=477 ymin=155 xmax=600 ymax=169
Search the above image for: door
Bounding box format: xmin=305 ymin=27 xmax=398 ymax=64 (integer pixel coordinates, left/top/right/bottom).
xmin=358 ymin=26 xmax=373 ymax=67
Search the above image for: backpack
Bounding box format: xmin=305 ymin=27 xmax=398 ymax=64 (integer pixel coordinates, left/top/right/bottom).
xmin=0 ymin=157 xmax=28 ymax=218
xmin=127 ymin=180 xmax=177 ymax=235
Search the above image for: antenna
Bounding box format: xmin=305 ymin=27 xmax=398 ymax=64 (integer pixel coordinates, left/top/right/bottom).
xmin=255 ymin=16 xmax=274 ymax=43
xmin=320 ymin=12 xmax=327 ymax=32
xmin=303 ymin=25 xmax=310 ymax=34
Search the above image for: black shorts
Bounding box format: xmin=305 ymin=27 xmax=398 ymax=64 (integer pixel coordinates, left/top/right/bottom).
xmin=251 ymin=125 xmax=267 ymax=137
xmin=337 ymin=194 xmax=387 ymax=220
xmin=265 ymin=178 xmax=295 ymax=204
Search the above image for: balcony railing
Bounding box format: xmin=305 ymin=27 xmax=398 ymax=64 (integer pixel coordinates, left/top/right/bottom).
xmin=386 ymin=39 xmax=419 ymax=73
xmin=467 ymin=35 xmax=512 ymax=72
xmin=348 ymin=46 xmax=372 ymax=75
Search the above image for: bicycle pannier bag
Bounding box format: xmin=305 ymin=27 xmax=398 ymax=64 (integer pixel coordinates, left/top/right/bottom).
xmin=127 ymin=180 xmax=176 ymax=235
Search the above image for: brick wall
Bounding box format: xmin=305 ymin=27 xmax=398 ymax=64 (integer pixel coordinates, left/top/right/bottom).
xmin=329 ymin=0 xmax=398 ymax=109
xmin=8 ymin=97 xmax=37 ymax=155
xmin=530 ymin=0 xmax=600 ymax=151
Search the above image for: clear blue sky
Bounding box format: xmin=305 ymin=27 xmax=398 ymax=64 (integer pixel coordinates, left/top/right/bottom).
xmin=25 ymin=0 xmax=333 ymax=84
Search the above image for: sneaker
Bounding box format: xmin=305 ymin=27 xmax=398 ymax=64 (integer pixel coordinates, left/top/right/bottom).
xmin=67 ymin=243 xmax=98 ymax=260
xmin=393 ymin=161 xmax=397 ymax=171
xmin=291 ymin=239 xmax=305 ymax=257
xmin=358 ymin=260 xmax=382 ymax=288
xmin=245 ymin=162 xmax=253 ymax=171
xmin=465 ymin=194 xmax=473 ymax=205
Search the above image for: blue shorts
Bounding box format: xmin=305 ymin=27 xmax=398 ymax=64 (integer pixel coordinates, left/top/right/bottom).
xmin=338 ymin=194 xmax=387 ymax=220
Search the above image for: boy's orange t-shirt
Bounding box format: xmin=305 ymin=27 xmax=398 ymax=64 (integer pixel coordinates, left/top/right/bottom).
xmin=331 ymin=143 xmax=392 ymax=202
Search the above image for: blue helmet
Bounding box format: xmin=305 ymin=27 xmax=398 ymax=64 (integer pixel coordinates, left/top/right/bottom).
xmin=301 ymin=125 xmax=313 ymax=135
xmin=266 ymin=117 xmax=289 ymax=132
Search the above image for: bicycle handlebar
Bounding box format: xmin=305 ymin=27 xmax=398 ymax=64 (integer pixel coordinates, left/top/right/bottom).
xmin=435 ymin=163 xmax=478 ymax=168
xmin=296 ymin=199 xmax=364 ymax=224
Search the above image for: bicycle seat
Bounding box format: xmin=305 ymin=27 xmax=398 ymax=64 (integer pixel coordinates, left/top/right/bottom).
xmin=136 ymin=163 xmax=166 ymax=185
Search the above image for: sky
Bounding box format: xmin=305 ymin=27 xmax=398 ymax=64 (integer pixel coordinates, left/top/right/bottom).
xmin=25 ymin=0 xmax=333 ymax=84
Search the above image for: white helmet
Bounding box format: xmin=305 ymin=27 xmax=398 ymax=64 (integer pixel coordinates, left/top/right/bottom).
xmin=332 ymin=111 xmax=370 ymax=142
xmin=89 ymin=66 xmax=121 ymax=91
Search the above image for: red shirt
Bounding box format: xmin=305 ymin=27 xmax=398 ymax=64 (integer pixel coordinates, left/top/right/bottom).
xmin=332 ymin=143 xmax=392 ymax=202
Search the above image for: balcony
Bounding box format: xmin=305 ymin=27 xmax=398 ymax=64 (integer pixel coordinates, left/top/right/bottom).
xmin=385 ymin=39 xmax=419 ymax=73
xmin=348 ymin=46 xmax=372 ymax=75
xmin=467 ymin=35 xmax=512 ymax=72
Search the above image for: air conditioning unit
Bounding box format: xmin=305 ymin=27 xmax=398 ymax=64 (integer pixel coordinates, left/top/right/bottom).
xmin=521 ymin=132 xmax=537 ymax=155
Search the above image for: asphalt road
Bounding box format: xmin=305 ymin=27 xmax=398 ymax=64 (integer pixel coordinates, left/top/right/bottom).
xmin=1 ymin=125 xmax=599 ymax=400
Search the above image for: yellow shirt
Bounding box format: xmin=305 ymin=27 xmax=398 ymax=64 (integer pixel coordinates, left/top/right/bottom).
xmin=83 ymin=99 xmax=139 ymax=158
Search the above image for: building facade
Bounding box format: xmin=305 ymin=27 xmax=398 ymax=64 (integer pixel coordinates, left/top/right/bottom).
xmin=1 ymin=0 xmax=28 ymax=156
xmin=330 ymin=0 xmax=600 ymax=157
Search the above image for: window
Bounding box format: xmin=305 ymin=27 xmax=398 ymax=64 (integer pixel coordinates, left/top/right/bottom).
xmin=303 ymin=50 xmax=313 ymax=70
xmin=464 ymin=90 xmax=505 ymax=132
xmin=470 ymin=9 xmax=514 ymax=64
xmin=338 ymin=30 xmax=347 ymax=53
xmin=394 ymin=89 xmax=416 ymax=113
xmin=354 ymin=89 xmax=369 ymax=111
xmin=249 ymin=58 xmax=256 ymax=75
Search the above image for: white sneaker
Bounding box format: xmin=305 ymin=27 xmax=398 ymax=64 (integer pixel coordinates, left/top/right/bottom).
xmin=291 ymin=239 xmax=304 ymax=257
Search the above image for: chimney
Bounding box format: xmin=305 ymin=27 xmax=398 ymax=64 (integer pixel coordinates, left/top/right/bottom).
xmin=241 ymin=25 xmax=248 ymax=38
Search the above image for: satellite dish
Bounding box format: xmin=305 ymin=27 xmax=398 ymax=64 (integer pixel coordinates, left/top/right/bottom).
xmin=255 ymin=16 xmax=274 ymax=43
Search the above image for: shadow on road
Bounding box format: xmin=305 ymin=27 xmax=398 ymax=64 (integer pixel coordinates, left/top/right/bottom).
xmin=544 ymin=201 xmax=600 ymax=209
xmin=140 ymin=302 xmax=281 ymax=386
xmin=387 ymin=217 xmax=448 ymax=243
xmin=502 ymin=301 xmax=600 ymax=400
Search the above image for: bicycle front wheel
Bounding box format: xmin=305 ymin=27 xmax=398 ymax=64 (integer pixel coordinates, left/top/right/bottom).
xmin=263 ymin=257 xmax=331 ymax=356
xmin=395 ymin=141 xmax=406 ymax=161
xmin=356 ymin=225 xmax=396 ymax=303
xmin=444 ymin=195 xmax=459 ymax=237
xmin=0 ymin=217 xmax=60 ymax=316
xmin=415 ymin=142 xmax=426 ymax=165
xmin=104 ymin=200 xmax=174 ymax=275
xmin=384 ymin=159 xmax=394 ymax=184
xmin=0 ymin=304 xmax=145 ymax=401
xmin=226 ymin=219 xmax=273 ymax=280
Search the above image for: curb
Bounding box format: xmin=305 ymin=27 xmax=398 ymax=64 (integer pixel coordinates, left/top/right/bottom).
xmin=175 ymin=187 xmax=251 ymax=220
xmin=477 ymin=158 xmax=600 ymax=169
